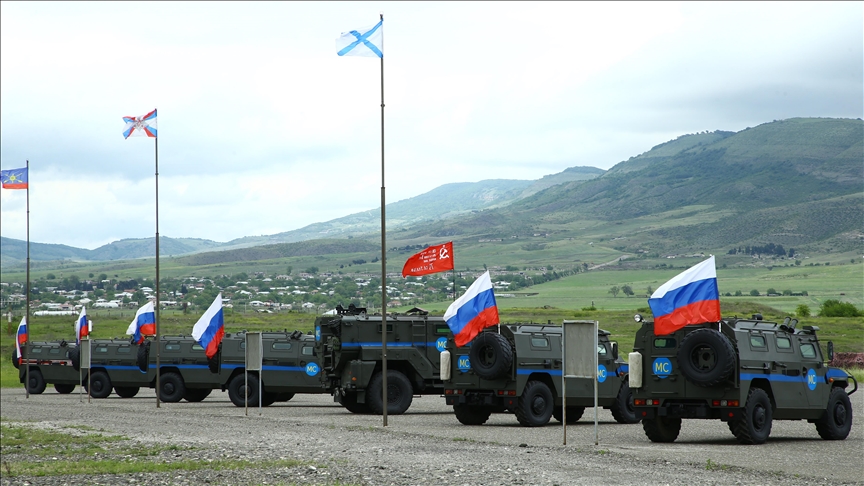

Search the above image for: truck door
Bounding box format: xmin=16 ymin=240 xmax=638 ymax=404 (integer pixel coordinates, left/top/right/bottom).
xmin=798 ymin=338 xmax=825 ymax=408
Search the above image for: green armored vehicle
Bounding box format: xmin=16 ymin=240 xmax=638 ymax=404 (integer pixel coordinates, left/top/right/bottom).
xmin=315 ymin=305 xmax=450 ymax=415
xmin=15 ymin=340 xmax=80 ymax=394
xmin=630 ymin=314 xmax=857 ymax=444
xmin=443 ymin=325 xmax=638 ymax=426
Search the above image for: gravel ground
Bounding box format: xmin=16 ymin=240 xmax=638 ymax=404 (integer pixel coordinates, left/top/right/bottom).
xmin=1 ymin=387 xmax=862 ymax=485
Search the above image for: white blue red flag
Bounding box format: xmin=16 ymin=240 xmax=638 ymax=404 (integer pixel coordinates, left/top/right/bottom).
xmin=16 ymin=317 xmax=27 ymax=365
xmin=648 ymin=256 xmax=721 ymax=336
xmin=123 ymin=109 xmax=157 ymax=138
xmin=126 ymin=301 xmax=156 ymax=344
xmin=75 ymin=306 xmax=90 ymax=344
xmin=336 ymin=19 xmax=383 ymax=58
xmin=444 ymin=271 xmax=499 ymax=347
xmin=192 ymin=293 xmax=225 ymax=359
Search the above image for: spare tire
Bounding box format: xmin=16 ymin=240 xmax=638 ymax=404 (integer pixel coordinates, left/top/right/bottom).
xmin=69 ymin=347 xmax=81 ymax=371
xmin=137 ymin=341 xmax=151 ymax=373
xmin=676 ymin=328 xmax=736 ymax=387
xmin=468 ymin=332 xmax=513 ymax=380
xmin=12 ymin=347 xmax=20 ymax=369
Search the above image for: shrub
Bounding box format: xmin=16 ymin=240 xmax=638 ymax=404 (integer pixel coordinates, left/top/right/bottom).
xmin=795 ymin=304 xmax=810 ymax=318
xmin=818 ymin=299 xmax=862 ymax=318
xmin=749 ymin=289 xmax=760 ymax=296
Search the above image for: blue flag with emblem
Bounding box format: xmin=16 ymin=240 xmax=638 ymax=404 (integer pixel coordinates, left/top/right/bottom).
xmin=336 ymin=19 xmax=383 ymax=58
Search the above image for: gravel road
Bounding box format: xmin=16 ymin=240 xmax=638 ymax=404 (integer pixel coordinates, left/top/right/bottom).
xmin=2 ymin=386 xmax=862 ymax=485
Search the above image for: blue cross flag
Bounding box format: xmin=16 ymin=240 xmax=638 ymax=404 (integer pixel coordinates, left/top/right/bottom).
xmin=336 ymin=19 xmax=383 ymax=58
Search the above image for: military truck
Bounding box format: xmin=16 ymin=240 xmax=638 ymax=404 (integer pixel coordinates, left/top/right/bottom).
xmin=443 ymin=325 xmax=638 ymax=427
xmin=629 ymin=314 xmax=857 ymax=444
xmin=315 ymin=305 xmax=450 ymax=415
xmin=15 ymin=340 xmax=81 ymax=394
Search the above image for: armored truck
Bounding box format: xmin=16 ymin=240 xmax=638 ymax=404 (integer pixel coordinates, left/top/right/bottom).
xmin=443 ymin=325 xmax=638 ymax=427
xmin=16 ymin=340 xmax=80 ymax=394
xmin=629 ymin=315 xmax=857 ymax=444
xmin=315 ymin=305 xmax=450 ymax=415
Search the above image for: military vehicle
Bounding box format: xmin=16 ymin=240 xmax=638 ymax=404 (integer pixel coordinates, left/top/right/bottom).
xmin=315 ymin=305 xmax=450 ymax=415
xmin=15 ymin=340 xmax=81 ymax=394
xmin=443 ymin=325 xmax=638 ymax=427
xmin=629 ymin=314 xmax=857 ymax=444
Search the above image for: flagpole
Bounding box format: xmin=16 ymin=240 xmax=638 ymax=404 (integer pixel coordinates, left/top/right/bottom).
xmin=154 ymin=130 xmax=161 ymax=408
xmin=25 ymin=160 xmax=30 ymax=399
xmin=378 ymin=12 xmax=388 ymax=427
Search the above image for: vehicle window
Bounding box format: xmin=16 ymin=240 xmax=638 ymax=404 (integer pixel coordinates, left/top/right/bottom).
xmin=531 ymin=337 xmax=549 ymax=348
xmin=800 ymin=343 xmax=817 ymax=359
xmin=597 ymin=344 xmax=607 ymax=356
xmin=240 ymin=342 xmax=246 ymax=350
xmin=776 ymin=336 xmax=792 ymax=350
xmin=165 ymin=343 xmax=181 ymax=351
xmin=192 ymin=344 xmax=204 ymax=351
xmin=653 ymin=338 xmax=676 ymax=349
xmin=49 ymin=348 xmax=61 ymax=355
xmin=435 ymin=326 xmax=451 ymax=335
xmin=31 ymin=347 xmax=42 ymax=354
xmin=750 ymin=335 xmax=766 ymax=348
xmin=272 ymin=342 xmax=292 ymax=350
xmin=95 ymin=346 xmax=109 ymax=353
xmin=117 ymin=347 xmax=131 ymax=354
xmin=301 ymin=346 xmax=314 ymax=356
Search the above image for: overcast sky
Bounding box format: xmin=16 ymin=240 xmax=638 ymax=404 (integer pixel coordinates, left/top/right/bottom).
xmin=1 ymin=1 xmax=861 ymax=250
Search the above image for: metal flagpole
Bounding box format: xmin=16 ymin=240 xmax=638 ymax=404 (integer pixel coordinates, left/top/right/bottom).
xmin=378 ymin=12 xmax=388 ymax=427
xmin=25 ymin=160 xmax=30 ymax=399
xmin=155 ymin=129 xmax=161 ymax=408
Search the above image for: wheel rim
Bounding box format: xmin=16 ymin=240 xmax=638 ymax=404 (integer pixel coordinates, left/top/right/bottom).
xmin=834 ymin=403 xmax=847 ymax=426
xmin=691 ymin=345 xmax=716 ymax=371
xmin=480 ymin=346 xmax=494 ymax=366
xmin=531 ymin=395 xmax=546 ymax=416
xmin=164 ymin=383 xmax=175 ymax=395
xmin=752 ymin=404 xmax=767 ymax=430
xmin=387 ymin=384 xmax=400 ymax=404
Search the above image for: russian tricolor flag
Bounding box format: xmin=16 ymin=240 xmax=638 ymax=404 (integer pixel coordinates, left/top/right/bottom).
xmin=16 ymin=317 xmax=27 ymax=365
xmin=444 ymin=271 xmax=500 ymax=347
xmin=75 ymin=307 xmax=90 ymax=344
xmin=192 ymin=293 xmax=225 ymax=359
xmin=126 ymin=302 xmax=156 ymax=344
xmin=648 ymin=256 xmax=721 ymax=336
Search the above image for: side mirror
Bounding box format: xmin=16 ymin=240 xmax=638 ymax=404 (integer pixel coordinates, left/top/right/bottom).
xmin=827 ymin=341 xmax=834 ymax=363
xmin=634 ymin=314 xmax=643 ymax=323
xmin=612 ymin=342 xmax=619 ymax=360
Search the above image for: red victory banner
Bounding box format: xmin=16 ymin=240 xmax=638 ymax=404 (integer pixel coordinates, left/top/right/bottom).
xmin=401 ymin=242 xmax=454 ymax=277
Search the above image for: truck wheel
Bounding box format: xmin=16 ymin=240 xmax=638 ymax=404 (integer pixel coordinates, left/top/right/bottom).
xmin=339 ymin=392 xmax=371 ymax=414
xmin=552 ymin=406 xmax=585 ymax=423
xmin=453 ymin=404 xmax=492 ymax=425
xmin=642 ymin=416 xmax=681 ymax=442
xmin=12 ymin=347 xmax=20 ymax=369
xmin=159 ymin=372 xmax=186 ymax=403
xmin=368 ymin=370 xmax=414 ymax=415
xmin=54 ymin=383 xmax=75 ymax=394
xmin=69 ymin=347 xmax=81 ymax=371
xmin=516 ymin=380 xmax=554 ymax=427
xmin=469 ymin=332 xmax=513 ymax=380
xmin=88 ymin=371 xmax=113 ymax=399
xmin=183 ymin=388 xmax=212 ymax=402
xmin=730 ymin=387 xmax=772 ymax=444
xmin=677 ymin=329 xmax=736 ymax=387
xmin=610 ymin=382 xmax=640 ymax=424
xmin=227 ymin=374 xmax=260 ymax=407
xmin=114 ymin=386 xmax=140 ymax=398
xmin=136 ymin=342 xmax=150 ymax=373
xmin=815 ymin=387 xmax=853 ymax=440
xmin=27 ymin=369 xmax=46 ymax=395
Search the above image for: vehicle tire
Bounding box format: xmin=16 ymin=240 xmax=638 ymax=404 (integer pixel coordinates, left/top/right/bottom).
xmin=453 ymin=404 xmax=493 ymax=425
xmin=54 ymin=383 xmax=75 ymax=394
xmin=159 ymin=372 xmax=186 ymax=403
xmin=815 ymin=387 xmax=853 ymax=440
xmin=227 ymin=373 xmax=260 ymax=407
xmin=677 ymin=328 xmax=736 ymax=387
xmin=367 ymin=370 xmax=414 ymax=415
xmin=730 ymin=387 xmax=773 ymax=444
xmin=642 ymin=416 xmax=682 ymax=443
xmin=136 ymin=341 xmax=150 ymax=373
xmin=88 ymin=371 xmax=112 ymax=399
xmin=274 ymin=392 xmax=295 ymax=402
xmin=552 ymin=406 xmax=585 ymax=424
xmin=114 ymin=386 xmax=140 ymax=398
xmin=69 ymin=347 xmax=81 ymax=371
xmin=515 ymin=380 xmax=554 ymax=427
xmin=610 ymin=382 xmax=640 ymax=424
xmin=339 ymin=392 xmax=371 ymax=414
xmin=469 ymin=332 xmax=514 ymax=380
xmin=12 ymin=347 xmax=20 ymax=369
xmin=183 ymin=388 xmax=212 ymax=402
xmin=27 ymin=369 xmax=46 ymax=395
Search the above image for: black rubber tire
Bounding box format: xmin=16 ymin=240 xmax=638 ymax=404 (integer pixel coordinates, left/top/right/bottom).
xmin=815 ymin=387 xmax=853 ymax=440
xmin=469 ymin=332 xmax=514 ymax=380
xmin=367 ymin=370 xmax=414 ymax=415
xmin=642 ymin=416 xmax=682 ymax=443
xmin=274 ymin=392 xmax=295 ymax=402
xmin=227 ymin=373 xmax=260 ymax=407
xmin=730 ymin=387 xmax=773 ymax=444
xmin=183 ymin=388 xmax=212 ymax=403
xmin=552 ymin=406 xmax=585 ymax=424
xmin=515 ymin=380 xmax=554 ymax=427
xmin=136 ymin=342 xmax=150 ymax=373
xmin=114 ymin=386 xmax=140 ymax=398
xmin=69 ymin=347 xmax=81 ymax=371
xmin=54 ymin=383 xmax=75 ymax=394
xmin=453 ymin=404 xmax=493 ymax=425
xmin=88 ymin=371 xmax=113 ymax=399
xmin=159 ymin=372 xmax=186 ymax=403
xmin=12 ymin=347 xmax=20 ymax=369
xmin=339 ymin=392 xmax=371 ymax=414
xmin=610 ymin=382 xmax=640 ymax=424
xmin=677 ymin=328 xmax=736 ymax=387
xmin=27 ymin=369 xmax=46 ymax=395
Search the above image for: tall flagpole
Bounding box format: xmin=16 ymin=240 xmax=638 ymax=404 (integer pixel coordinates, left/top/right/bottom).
xmin=154 ymin=128 xmax=161 ymax=408
xmin=379 ymin=12 xmax=388 ymax=427
xmin=25 ymin=160 xmax=30 ymax=399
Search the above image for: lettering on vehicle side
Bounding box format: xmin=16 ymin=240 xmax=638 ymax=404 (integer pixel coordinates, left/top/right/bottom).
xmin=652 ymin=357 xmax=672 ymax=379
xmin=315 ymin=326 xmax=321 ymax=341
xmin=457 ymin=355 xmax=471 ymax=372
xmin=305 ymin=362 xmax=320 ymax=376
xmin=436 ymin=337 xmax=448 ymax=353
xmin=597 ymin=364 xmax=608 ymax=383
xmin=806 ymin=368 xmax=818 ymax=391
